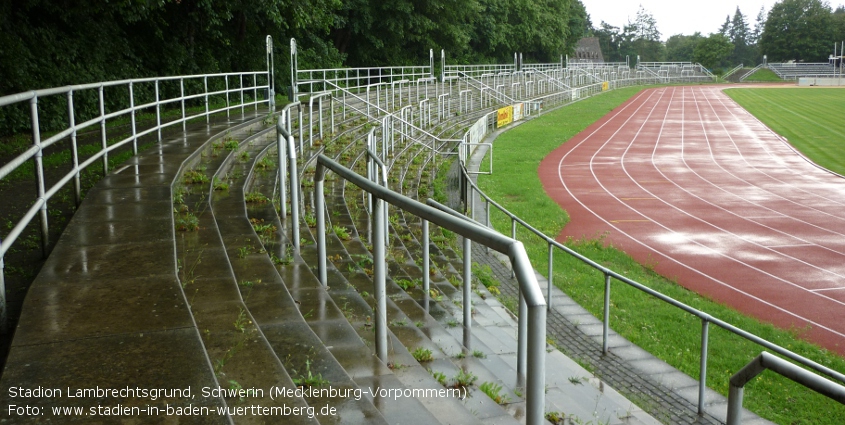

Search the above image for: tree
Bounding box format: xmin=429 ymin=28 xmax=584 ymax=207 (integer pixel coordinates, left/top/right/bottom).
xmin=594 ymin=21 xmax=624 ymax=62
xmin=694 ymin=33 xmax=734 ymax=71
xmin=665 ymin=33 xmax=704 ymax=62
xmin=760 ymin=0 xmax=834 ymax=62
xmin=729 ymin=7 xmax=752 ymax=64
xmin=719 ymin=15 xmax=732 ymax=36
xmin=629 ymin=5 xmax=664 ymax=62
xmin=750 ymin=6 xmax=766 ymax=45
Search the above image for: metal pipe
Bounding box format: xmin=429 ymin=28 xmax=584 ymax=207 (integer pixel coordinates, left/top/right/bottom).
xmin=99 ymin=86 xmax=108 ymax=174
xmin=603 ymin=273 xmax=611 ymax=354
xmin=276 ymin=118 xmax=287 ymax=219
xmin=288 ymin=135 xmax=300 ymax=252
xmin=374 ymin=195 xmax=388 ymax=362
xmin=129 ymin=82 xmax=137 ymax=155
xmin=67 ymin=91 xmax=81 ymax=206
xmin=423 ymin=219 xmax=430 ymax=314
xmin=180 ymin=78 xmax=186 ymax=132
xmin=315 ymin=165 xmax=327 ymax=286
xmin=547 ymin=244 xmax=553 ymax=309
xmin=155 ymin=80 xmax=162 ymax=141
xmin=30 ymin=97 xmax=49 ymax=258
xmin=463 ymin=236 xmax=472 ymax=349
xmin=727 ymin=352 xmax=845 ymax=425
xmin=699 ymin=319 xmax=710 ymax=414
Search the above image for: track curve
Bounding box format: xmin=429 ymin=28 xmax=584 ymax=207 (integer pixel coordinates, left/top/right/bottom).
xmin=539 ymin=85 xmax=845 ymax=355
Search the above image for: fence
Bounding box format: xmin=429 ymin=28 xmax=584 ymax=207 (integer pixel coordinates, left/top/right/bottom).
xmin=0 ymin=38 xmax=274 ymax=332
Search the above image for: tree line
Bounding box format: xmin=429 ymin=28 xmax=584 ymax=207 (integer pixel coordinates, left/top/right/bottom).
xmin=0 ymin=0 xmax=592 ymax=134
xmin=0 ymin=0 xmax=589 ymax=97
xmin=594 ymin=0 xmax=845 ymax=72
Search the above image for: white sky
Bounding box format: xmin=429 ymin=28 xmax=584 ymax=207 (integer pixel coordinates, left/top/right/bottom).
xmin=585 ymin=1 xmax=782 ymax=40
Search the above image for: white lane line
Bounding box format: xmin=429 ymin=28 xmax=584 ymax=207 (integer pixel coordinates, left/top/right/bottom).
xmin=811 ymin=287 xmax=845 ymax=293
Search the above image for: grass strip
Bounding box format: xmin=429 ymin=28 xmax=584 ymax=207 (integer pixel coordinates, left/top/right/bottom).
xmin=725 ymin=87 xmax=845 ymax=176
xmin=477 ymin=86 xmax=845 ymax=424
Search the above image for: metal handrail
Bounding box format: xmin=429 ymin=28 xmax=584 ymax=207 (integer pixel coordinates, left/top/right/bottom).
xmin=722 ymin=63 xmax=744 ymax=79
xmin=0 ymin=54 xmax=272 ymax=333
xmin=312 ymin=153 xmax=547 ymax=425
xmin=727 ymin=352 xmax=845 ymax=424
xmin=739 ymin=63 xmax=766 ymax=82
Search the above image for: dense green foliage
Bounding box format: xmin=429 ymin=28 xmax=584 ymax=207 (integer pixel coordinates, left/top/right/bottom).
xmin=760 ymin=0 xmax=835 ymax=62
xmin=592 ymin=6 xmax=663 ymax=63
xmin=596 ymin=0 xmax=845 ymax=70
xmin=478 ymin=87 xmax=845 ymax=425
xmin=693 ymin=34 xmax=734 ymax=71
xmin=0 ymin=0 xmax=589 ymax=135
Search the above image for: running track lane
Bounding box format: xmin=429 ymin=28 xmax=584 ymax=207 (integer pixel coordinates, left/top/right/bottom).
xmin=538 ymin=86 xmax=845 ymax=355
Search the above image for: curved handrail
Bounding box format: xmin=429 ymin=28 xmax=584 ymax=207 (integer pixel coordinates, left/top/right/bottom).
xmin=313 ymin=152 xmax=547 ymax=425
xmin=1 ymin=64 xmax=272 ymax=332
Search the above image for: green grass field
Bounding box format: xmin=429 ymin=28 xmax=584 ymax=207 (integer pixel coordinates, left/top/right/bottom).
xmin=476 ymin=87 xmax=845 ymax=424
xmin=726 ymin=88 xmax=845 ymax=176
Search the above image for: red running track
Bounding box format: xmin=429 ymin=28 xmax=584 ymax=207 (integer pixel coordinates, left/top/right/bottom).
xmin=538 ymin=86 xmax=845 ymax=355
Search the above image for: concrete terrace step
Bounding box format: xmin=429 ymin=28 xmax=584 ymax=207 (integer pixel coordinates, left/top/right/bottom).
xmin=175 ymin=118 xmax=323 ymax=424
xmin=275 ymin=110 xmax=525 ymax=423
xmin=308 ymin=124 xmax=528 ymax=423
xmin=244 ymin=111 xmax=469 ymax=424
xmin=209 ymin=122 xmax=391 ymax=424
xmin=0 ymin=112 xmax=273 ymax=421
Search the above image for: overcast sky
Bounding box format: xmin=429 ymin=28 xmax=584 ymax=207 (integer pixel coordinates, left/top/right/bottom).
xmin=585 ymin=0 xmax=782 ymax=40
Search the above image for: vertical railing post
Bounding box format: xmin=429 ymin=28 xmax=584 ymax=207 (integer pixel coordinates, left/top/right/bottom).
xmin=277 ymin=120 xmax=287 ymax=219
xmin=288 ymin=136 xmax=300 ymax=252
xmin=315 ymin=166 xmax=327 ymax=286
xmin=517 ymin=289 xmax=528 ymax=379
xmin=129 ymin=82 xmax=137 ymax=155
xmin=527 ymin=302 xmax=547 ymax=425
xmin=298 ymin=104 xmax=304 ymax=154
xmin=180 ymin=78 xmax=186 ymax=132
xmin=603 ymin=273 xmax=611 ymax=355
xmin=203 ymin=76 xmax=209 ymax=123
xmin=67 ymin=91 xmax=81 ymax=207
xmin=30 ymin=97 xmax=49 ymax=258
xmin=155 ymin=80 xmax=162 ymax=142
xmin=374 ymin=195 xmax=388 ymax=362
xmin=253 ymin=73 xmax=258 ymax=111
xmin=225 ymin=77 xmax=230 ymax=118
xmin=239 ymin=74 xmax=244 ymax=114
xmin=699 ymin=318 xmax=710 ymax=415
xmin=422 ymin=219 xmax=430 ymax=314
xmin=463 ymin=235 xmax=472 ymax=349
xmin=547 ymin=243 xmax=553 ymax=309
xmin=99 ymin=86 xmax=108 ymax=174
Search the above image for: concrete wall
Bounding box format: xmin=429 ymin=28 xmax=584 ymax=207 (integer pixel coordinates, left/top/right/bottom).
xmin=798 ymin=77 xmax=845 ymax=86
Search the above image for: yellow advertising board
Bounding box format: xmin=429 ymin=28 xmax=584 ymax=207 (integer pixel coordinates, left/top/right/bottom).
xmin=602 ymin=81 xmax=609 ymax=91
xmin=497 ymin=105 xmax=513 ymax=128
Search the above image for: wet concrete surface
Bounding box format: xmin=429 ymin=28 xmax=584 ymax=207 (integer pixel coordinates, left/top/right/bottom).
xmin=0 ymin=113 xmax=282 ymax=424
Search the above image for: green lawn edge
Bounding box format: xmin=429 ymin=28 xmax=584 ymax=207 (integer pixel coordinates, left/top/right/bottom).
xmin=476 ymin=86 xmax=845 ymax=424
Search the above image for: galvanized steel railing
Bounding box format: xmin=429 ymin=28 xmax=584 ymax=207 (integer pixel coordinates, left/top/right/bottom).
xmin=293 ymin=39 xmax=434 ymax=95
xmin=727 ymin=352 xmax=845 ymax=424
xmin=311 ymin=152 xmax=548 ymax=425
xmin=0 ymin=42 xmax=273 ymax=332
